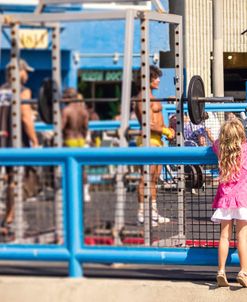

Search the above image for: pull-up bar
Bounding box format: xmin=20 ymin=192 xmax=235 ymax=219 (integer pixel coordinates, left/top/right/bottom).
xmin=35 ymin=0 xmax=166 ymax=14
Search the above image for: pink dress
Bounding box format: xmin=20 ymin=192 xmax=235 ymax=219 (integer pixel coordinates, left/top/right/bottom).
xmin=211 ymin=140 xmax=247 ymax=222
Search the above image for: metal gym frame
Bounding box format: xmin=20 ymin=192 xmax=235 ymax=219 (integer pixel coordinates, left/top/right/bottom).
xmin=5 ymin=21 xmax=64 ymax=243
xmin=0 ymin=2 xmax=184 ymax=246
xmin=34 ymin=0 xmax=167 ymax=14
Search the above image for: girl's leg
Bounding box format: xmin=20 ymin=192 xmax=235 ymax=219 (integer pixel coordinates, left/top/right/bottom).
xmin=236 ymin=220 xmax=247 ymax=272
xmin=218 ymin=220 xmax=232 ymax=272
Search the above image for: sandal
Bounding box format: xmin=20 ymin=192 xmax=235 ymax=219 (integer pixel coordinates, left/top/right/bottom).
xmin=216 ymin=270 xmax=229 ymax=287
xmin=236 ymin=271 xmax=247 ymax=287
xmin=0 ymin=220 xmax=15 ymax=236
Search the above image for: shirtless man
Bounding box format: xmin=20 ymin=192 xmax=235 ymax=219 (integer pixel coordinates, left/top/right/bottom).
xmin=0 ymin=59 xmax=39 ymax=234
xmin=135 ymin=65 xmax=175 ymax=226
xmin=62 ymin=88 xmax=88 ymax=148
xmin=62 ymin=88 xmax=90 ymax=201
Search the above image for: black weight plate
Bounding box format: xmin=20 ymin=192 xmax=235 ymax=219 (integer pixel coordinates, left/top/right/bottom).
xmin=184 ymin=164 xmax=197 ymax=189
xmin=180 ymin=93 xmax=184 ymax=139
xmin=184 ymin=140 xmax=198 ymax=147
xmin=38 ymin=78 xmax=57 ymax=124
xmin=188 ymin=75 xmax=205 ymax=125
xmin=194 ymin=165 xmax=205 ymax=189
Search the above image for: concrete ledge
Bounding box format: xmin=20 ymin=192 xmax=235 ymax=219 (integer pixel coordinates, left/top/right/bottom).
xmin=1 ymin=277 xmax=247 ymax=302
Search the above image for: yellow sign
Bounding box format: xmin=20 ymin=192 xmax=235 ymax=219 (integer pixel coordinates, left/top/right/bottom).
xmin=19 ymin=29 xmax=48 ymax=49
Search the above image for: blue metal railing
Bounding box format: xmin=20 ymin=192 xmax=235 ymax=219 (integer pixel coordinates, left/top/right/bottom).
xmin=35 ymin=102 xmax=247 ymax=132
xmin=0 ymin=147 xmax=241 ymax=277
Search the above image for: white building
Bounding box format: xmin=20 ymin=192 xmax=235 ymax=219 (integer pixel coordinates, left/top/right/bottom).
xmin=168 ymin=0 xmax=247 ymax=98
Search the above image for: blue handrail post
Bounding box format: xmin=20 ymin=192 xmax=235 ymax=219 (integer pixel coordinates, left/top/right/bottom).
xmin=65 ymin=156 xmax=83 ymax=277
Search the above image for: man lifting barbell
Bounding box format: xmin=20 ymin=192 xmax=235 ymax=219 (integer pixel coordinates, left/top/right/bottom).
xmin=134 ymin=65 xmax=175 ymax=227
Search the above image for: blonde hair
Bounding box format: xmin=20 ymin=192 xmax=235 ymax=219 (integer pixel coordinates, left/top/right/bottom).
xmin=218 ymin=118 xmax=246 ymax=183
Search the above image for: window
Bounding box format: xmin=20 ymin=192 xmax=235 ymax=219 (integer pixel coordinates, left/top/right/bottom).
xmin=223 ymin=52 xmax=247 ymax=100
xmin=78 ymin=69 xmax=139 ymax=120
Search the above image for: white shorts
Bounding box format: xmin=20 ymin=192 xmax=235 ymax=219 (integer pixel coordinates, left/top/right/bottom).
xmin=211 ymin=208 xmax=247 ymax=223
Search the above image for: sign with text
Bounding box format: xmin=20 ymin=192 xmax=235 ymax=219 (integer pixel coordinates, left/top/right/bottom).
xmin=19 ymin=29 xmax=48 ymax=49
xmin=80 ymin=70 xmax=133 ymax=82
xmin=81 ymin=70 xmax=123 ymax=82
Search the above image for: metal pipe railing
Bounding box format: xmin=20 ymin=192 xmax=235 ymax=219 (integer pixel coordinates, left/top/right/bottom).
xmin=35 ymin=102 xmax=247 ymax=132
xmin=0 ymin=147 xmax=240 ymax=278
xmin=0 ymin=146 xmax=216 ymax=165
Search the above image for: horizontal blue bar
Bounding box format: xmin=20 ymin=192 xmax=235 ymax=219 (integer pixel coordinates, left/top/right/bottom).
xmin=77 ymin=247 xmax=239 ymax=266
xmin=163 ymin=103 xmax=247 ymax=114
xmin=35 ymin=120 xmax=140 ymax=132
xmin=35 ymin=102 xmax=247 ymax=132
xmin=0 ymin=146 xmax=217 ymax=165
xmin=88 ymin=120 xmax=140 ymax=131
xmin=0 ymin=246 xmax=70 ymax=261
xmin=203 ymin=103 xmax=246 ymax=111
xmin=35 ymin=122 xmax=54 ymax=132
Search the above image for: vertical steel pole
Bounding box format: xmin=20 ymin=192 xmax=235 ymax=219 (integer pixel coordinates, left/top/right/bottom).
xmin=212 ymin=0 xmax=224 ymax=97
xmin=212 ymin=0 xmax=224 ymax=124
xmin=119 ymin=10 xmax=135 ymax=148
xmin=10 ymin=23 xmax=24 ymax=242
xmin=52 ymin=24 xmax=63 ymax=242
xmin=114 ymin=10 xmax=135 ymax=245
xmin=141 ymin=12 xmax=151 ymax=246
xmin=52 ymin=24 xmax=63 ymax=147
xmin=10 ymin=23 xmax=22 ymax=148
xmin=65 ymin=159 xmax=83 ymax=277
xmin=34 ymin=0 xmax=45 ymax=14
xmin=174 ymin=21 xmax=185 ymax=241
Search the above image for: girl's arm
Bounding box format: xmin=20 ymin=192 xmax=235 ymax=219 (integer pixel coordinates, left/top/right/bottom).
xmin=212 ymin=139 xmax=219 ymax=156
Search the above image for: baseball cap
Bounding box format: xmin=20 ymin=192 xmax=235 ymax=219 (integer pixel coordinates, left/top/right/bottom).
xmin=6 ymin=58 xmax=34 ymax=72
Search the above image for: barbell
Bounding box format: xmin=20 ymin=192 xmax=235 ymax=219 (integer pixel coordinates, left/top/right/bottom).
xmin=37 ymin=78 xmax=119 ymax=124
xmin=0 ymin=78 xmax=119 ymax=124
xmin=132 ymin=75 xmax=235 ymax=125
xmin=0 ymin=76 xmax=238 ymax=125
xmin=186 ymin=75 xmax=235 ymax=125
xmin=21 ymin=76 xmax=241 ymax=126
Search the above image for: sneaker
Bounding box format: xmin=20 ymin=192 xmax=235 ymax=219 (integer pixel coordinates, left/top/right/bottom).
xmin=137 ymin=210 xmax=170 ymax=226
xmin=137 ymin=212 xmax=157 ymax=227
xmin=236 ymin=271 xmax=247 ymax=287
xmin=84 ymin=191 xmax=91 ymax=202
xmin=84 ymin=184 xmax=91 ymax=203
xmin=152 ymin=209 xmax=170 ymax=224
xmin=216 ymin=270 xmax=229 ymax=287
xmin=191 ymin=188 xmax=198 ymax=195
xmin=137 ymin=210 xmax=144 ymax=224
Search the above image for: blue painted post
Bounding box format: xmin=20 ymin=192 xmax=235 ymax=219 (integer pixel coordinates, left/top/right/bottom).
xmin=66 ymin=51 xmax=78 ymax=88
xmin=246 ymin=80 xmax=247 ymax=100
xmin=162 ymin=104 xmax=170 ymax=127
xmin=62 ymin=164 xmax=68 ymax=247
xmin=65 ymin=157 xmax=83 ymax=277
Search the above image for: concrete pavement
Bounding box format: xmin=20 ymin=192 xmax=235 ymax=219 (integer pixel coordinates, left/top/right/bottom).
xmin=0 ymin=276 xmax=247 ymax=302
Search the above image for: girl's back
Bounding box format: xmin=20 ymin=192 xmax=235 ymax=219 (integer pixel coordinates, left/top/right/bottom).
xmin=212 ymin=119 xmax=247 ymax=209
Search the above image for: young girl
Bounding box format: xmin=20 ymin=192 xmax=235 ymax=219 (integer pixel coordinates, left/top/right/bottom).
xmin=211 ymin=118 xmax=247 ymax=287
